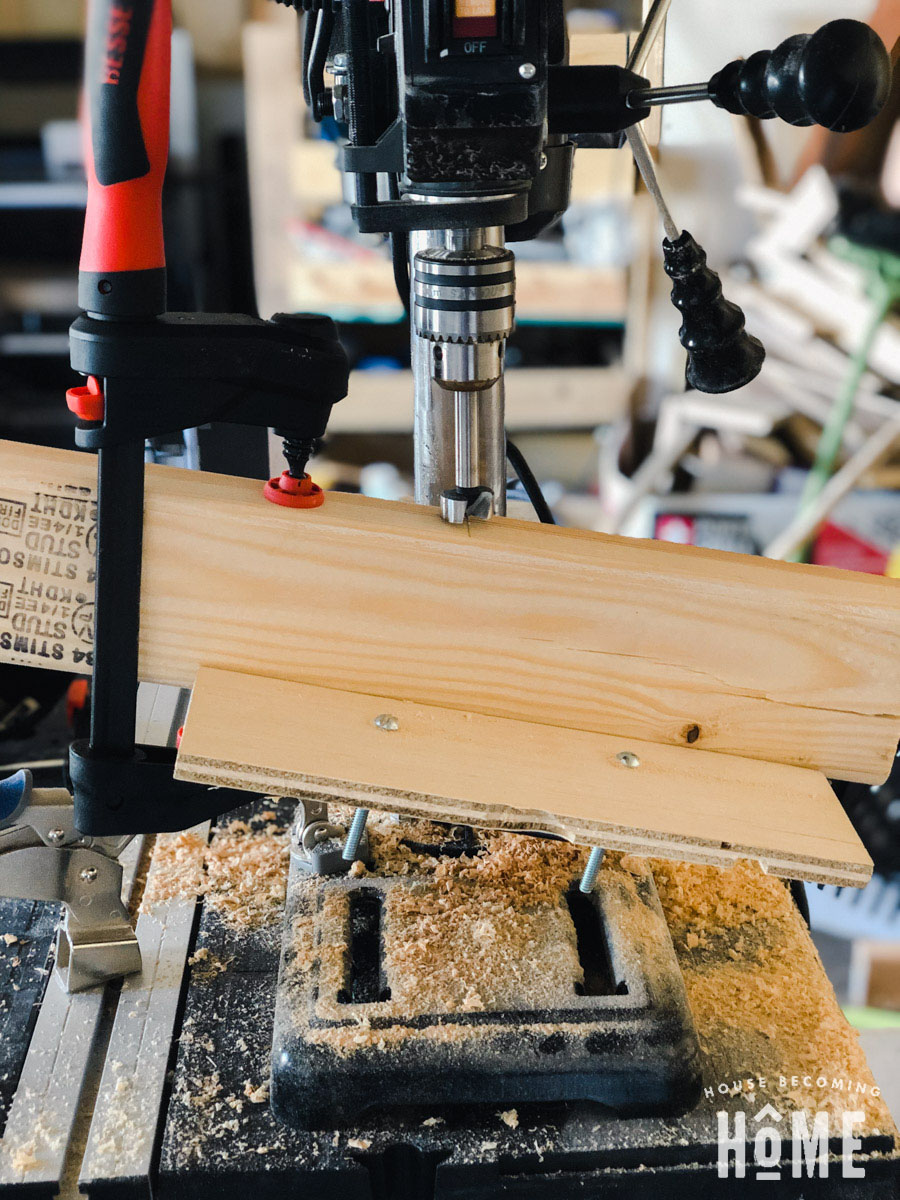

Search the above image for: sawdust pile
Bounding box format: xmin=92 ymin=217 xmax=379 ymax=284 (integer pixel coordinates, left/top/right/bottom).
xmin=287 ymin=818 xmax=674 ymax=1050
xmin=140 ymin=805 xmax=895 ymax=1146
xmin=653 ymin=858 xmax=790 ymax=931
xmin=291 ymin=819 xmax=596 ymax=1019
xmin=141 ymin=815 xmax=290 ymax=929
xmin=380 ymin=828 xmax=590 ymax=1013
xmin=655 ymin=859 xmax=894 ymax=1132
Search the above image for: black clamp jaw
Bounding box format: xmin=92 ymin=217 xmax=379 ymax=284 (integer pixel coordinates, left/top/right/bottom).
xmin=69 ymin=311 xmax=348 ymax=449
xmin=67 ymin=310 xmax=349 ymax=837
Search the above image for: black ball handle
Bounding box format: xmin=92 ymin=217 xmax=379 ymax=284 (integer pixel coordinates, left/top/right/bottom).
xmin=663 ymin=233 xmax=765 ymax=395
xmin=708 ymin=19 xmax=892 ymax=133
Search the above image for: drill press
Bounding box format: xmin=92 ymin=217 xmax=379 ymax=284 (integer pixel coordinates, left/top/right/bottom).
xmin=0 ymin=0 xmax=895 ymax=1181
xmin=296 ymin=0 xmax=891 ymax=517
xmin=265 ymin=0 xmax=894 ymax=1127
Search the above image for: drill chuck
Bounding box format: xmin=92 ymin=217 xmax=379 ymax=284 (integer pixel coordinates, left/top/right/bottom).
xmin=413 ymin=245 xmax=516 ymax=391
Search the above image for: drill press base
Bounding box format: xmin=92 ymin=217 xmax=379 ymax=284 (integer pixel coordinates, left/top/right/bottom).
xmin=4 ymin=798 xmax=897 ymax=1198
xmin=152 ymin=801 xmax=897 ymax=1200
xmin=270 ymin=840 xmax=701 ymax=1128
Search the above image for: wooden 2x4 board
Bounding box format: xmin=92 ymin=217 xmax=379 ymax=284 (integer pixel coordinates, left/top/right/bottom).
xmin=0 ymin=440 xmax=898 ymax=787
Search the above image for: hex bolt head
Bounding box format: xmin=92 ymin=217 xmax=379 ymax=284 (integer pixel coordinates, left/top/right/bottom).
xmin=374 ymin=713 xmax=400 ymax=732
xmin=615 ymin=751 xmax=641 ymax=769
xmin=519 ymin=62 xmax=536 ymax=79
xmin=79 ymin=866 xmax=98 ymax=884
xmin=47 ymin=828 xmax=66 ymax=845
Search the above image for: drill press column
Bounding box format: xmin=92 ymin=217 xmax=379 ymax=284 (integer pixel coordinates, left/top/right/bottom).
xmin=410 ymin=226 xmax=514 ymax=520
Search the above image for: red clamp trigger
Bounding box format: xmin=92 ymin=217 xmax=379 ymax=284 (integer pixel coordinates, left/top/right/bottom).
xmin=66 ymin=375 xmax=105 ymax=423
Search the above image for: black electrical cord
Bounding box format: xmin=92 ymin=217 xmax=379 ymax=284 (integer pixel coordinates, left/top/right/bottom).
xmin=307 ymin=7 xmax=335 ymax=122
xmin=300 ymin=10 xmax=316 ymax=108
xmin=390 ymin=230 xmax=411 ymax=316
xmin=506 ymin=437 xmax=556 ymax=525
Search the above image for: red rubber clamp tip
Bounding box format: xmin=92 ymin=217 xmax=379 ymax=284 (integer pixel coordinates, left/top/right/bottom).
xmin=176 ymin=726 xmax=184 ymax=750
xmin=66 ymin=375 xmax=105 ymax=423
xmin=263 ymin=471 xmax=325 ymax=509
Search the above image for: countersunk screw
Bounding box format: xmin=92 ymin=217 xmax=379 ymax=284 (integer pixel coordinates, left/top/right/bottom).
xmin=579 ymin=847 xmax=605 ymax=894
xmin=79 ymin=866 xmax=98 ymax=883
xmin=519 ymin=62 xmax=536 ymax=80
xmin=615 ymin=750 xmax=641 ymax=769
xmin=342 ymin=808 xmax=369 ymax=862
xmin=374 ymin=713 xmax=400 ymax=732
xmin=47 ymin=828 xmax=66 ymax=845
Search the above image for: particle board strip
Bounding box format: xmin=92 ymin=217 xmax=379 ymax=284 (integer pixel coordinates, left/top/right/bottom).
xmin=1 ymin=439 xmax=899 ymax=783
xmin=176 ymin=668 xmax=872 ymax=887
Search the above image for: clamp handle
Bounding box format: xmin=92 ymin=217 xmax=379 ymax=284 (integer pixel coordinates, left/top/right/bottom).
xmin=0 ymin=770 xmax=31 ymax=828
xmin=78 ymin=0 xmax=171 ymax=318
xmin=709 ymin=20 xmax=892 ymax=133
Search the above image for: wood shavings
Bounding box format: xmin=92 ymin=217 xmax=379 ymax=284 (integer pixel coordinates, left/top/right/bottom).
xmin=243 ymin=1081 xmax=270 ymax=1104
xmin=140 ymin=831 xmax=207 ymax=910
xmin=3 ymin=934 xmax=18 ymax=946
xmin=499 ymin=1109 xmax=519 ymax=1129
xmin=189 ymin=948 xmax=231 ymax=981
xmin=187 ymin=1074 xmax=222 ymax=1109
xmin=653 ymin=858 xmax=896 ymax=1135
xmin=141 ymin=818 xmax=290 ymax=929
xmin=422 ymin=1117 xmax=444 ymax=1127
xmin=347 ymin=1138 xmax=371 ymax=1150
xmin=10 ymin=1141 xmax=38 ymax=1172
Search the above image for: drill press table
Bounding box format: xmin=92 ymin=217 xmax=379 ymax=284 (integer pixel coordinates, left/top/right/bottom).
xmin=2 ymin=797 xmax=897 ymax=1200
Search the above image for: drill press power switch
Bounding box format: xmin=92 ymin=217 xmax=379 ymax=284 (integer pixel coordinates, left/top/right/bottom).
xmin=423 ymin=0 xmax=525 ymax=57
xmin=451 ymin=0 xmax=498 ymax=43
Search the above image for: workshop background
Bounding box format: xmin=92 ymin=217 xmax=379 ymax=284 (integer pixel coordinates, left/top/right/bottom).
xmin=1 ymin=0 xmax=899 ymax=1103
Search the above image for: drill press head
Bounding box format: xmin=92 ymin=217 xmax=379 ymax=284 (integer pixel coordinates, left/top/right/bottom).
xmin=290 ymin=0 xmax=892 ymax=522
xmin=300 ymin=0 xmax=649 ymax=520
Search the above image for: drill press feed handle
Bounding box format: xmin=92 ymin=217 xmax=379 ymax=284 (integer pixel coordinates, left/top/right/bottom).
xmin=708 ymin=19 xmax=893 ymax=132
xmin=79 ymin=0 xmax=171 ymax=318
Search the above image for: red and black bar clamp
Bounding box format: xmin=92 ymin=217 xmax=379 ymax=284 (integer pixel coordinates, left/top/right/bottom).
xmin=66 ymin=0 xmax=348 ymax=836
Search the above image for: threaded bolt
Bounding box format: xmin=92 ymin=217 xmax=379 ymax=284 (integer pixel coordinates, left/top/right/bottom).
xmin=342 ymin=807 xmax=369 ymax=862
xmin=579 ymin=847 xmax=605 ymax=894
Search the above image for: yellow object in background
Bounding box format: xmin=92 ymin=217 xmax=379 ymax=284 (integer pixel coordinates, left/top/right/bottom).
xmin=887 ymin=546 xmax=900 ymax=578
